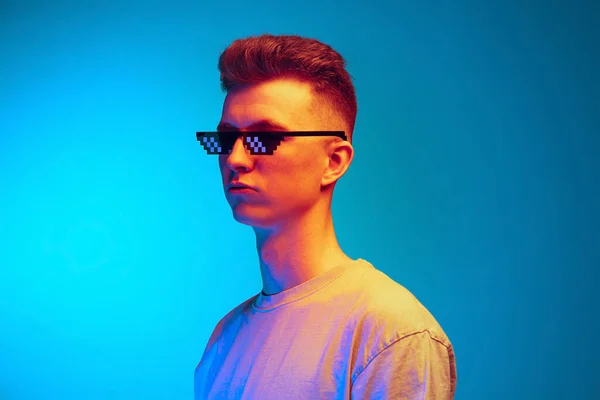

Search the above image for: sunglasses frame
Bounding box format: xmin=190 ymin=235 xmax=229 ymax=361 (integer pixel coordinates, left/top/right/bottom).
xmin=196 ymin=131 xmax=347 ymax=155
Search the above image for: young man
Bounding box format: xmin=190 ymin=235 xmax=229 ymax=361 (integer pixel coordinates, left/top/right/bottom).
xmin=194 ymin=34 xmax=457 ymax=399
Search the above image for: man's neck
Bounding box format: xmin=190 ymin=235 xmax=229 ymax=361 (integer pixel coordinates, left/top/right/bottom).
xmin=254 ymin=211 xmax=351 ymax=296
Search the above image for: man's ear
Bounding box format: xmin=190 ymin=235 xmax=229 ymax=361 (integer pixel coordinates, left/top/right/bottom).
xmin=321 ymin=140 xmax=354 ymax=187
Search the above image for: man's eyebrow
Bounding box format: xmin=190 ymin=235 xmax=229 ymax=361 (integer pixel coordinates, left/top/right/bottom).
xmin=216 ymin=120 xmax=290 ymax=132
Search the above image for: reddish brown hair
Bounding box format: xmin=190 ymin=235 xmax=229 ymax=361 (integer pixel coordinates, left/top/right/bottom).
xmin=217 ymin=34 xmax=358 ymax=142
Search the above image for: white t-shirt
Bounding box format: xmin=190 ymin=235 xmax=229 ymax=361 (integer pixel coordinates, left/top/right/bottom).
xmin=194 ymin=258 xmax=457 ymax=399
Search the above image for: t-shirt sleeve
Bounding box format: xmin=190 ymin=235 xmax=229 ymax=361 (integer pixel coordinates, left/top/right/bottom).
xmin=350 ymin=330 xmax=457 ymax=400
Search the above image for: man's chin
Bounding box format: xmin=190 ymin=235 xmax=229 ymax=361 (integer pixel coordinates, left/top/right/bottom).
xmin=232 ymin=209 xmax=274 ymax=229
xmin=232 ymin=215 xmax=255 ymax=226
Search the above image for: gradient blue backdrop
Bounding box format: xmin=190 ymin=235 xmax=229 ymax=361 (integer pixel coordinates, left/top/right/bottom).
xmin=1 ymin=1 xmax=598 ymax=399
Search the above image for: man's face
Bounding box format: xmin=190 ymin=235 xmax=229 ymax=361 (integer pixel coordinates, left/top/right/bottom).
xmin=217 ymin=78 xmax=334 ymax=229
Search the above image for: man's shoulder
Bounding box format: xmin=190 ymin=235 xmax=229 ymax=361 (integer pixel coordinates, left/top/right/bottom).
xmin=195 ymin=295 xmax=257 ymax=375
xmin=353 ymin=261 xmax=450 ymax=345
xmin=204 ymin=294 xmax=257 ymax=348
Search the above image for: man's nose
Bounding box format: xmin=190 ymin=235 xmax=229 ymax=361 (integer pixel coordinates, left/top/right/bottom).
xmin=230 ymin=136 xmax=248 ymax=156
xmin=225 ymin=136 xmax=252 ymax=171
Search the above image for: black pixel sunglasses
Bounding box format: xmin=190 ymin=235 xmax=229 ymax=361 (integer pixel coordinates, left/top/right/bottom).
xmin=196 ymin=131 xmax=347 ymax=155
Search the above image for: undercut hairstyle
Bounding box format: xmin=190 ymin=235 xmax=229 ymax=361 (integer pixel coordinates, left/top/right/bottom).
xmin=217 ymin=34 xmax=358 ymax=143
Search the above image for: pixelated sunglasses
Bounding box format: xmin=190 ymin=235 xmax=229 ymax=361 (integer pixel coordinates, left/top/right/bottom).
xmin=196 ymin=131 xmax=347 ymax=155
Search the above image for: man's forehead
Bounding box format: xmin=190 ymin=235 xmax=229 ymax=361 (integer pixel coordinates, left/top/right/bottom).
xmin=220 ymin=80 xmax=317 ymax=129
xmin=218 ymin=103 xmax=292 ymax=130
xmin=216 ymin=118 xmax=289 ymax=132
xmin=227 ymin=78 xmax=314 ymax=102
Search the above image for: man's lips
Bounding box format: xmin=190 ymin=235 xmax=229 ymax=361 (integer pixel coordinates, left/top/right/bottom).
xmin=227 ymin=182 xmax=256 ymax=191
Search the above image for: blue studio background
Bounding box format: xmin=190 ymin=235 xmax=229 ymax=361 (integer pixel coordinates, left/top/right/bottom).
xmin=1 ymin=0 xmax=598 ymax=399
